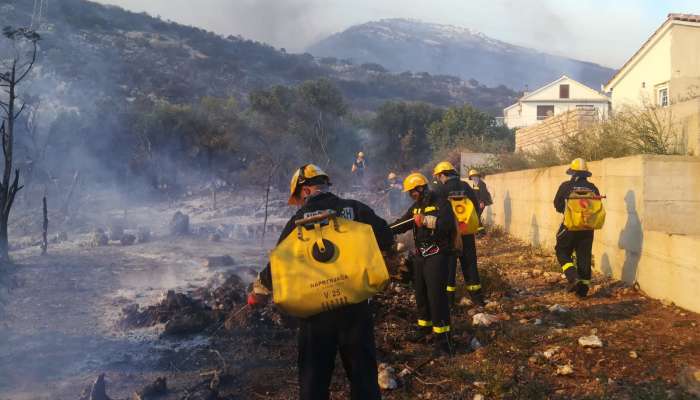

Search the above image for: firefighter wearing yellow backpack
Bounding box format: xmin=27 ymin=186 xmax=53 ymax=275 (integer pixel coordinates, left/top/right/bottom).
xmin=248 ymin=164 xmax=393 ymax=400
xmin=554 ymin=158 xmax=605 ymax=298
xmin=433 ymin=161 xmax=486 ymax=307
xmin=390 ymin=172 xmax=456 ymax=357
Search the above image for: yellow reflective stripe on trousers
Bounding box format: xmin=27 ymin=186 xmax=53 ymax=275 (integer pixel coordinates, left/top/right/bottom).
xmin=578 ymin=279 xmax=591 ymax=286
xmin=418 ymin=319 xmax=433 ymax=327
xmin=424 ymin=206 xmax=437 ymax=212
xmin=466 ymin=284 xmax=482 ymax=292
xmin=446 ymin=286 xmax=457 ymax=292
xmin=562 ymin=262 xmax=575 ymax=272
xmin=433 ymin=325 xmax=450 ymax=334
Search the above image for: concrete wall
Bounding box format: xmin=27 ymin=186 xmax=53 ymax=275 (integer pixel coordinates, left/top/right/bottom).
xmin=483 ymin=155 xmax=700 ymax=312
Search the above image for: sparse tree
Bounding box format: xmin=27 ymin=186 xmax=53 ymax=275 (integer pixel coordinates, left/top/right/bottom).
xmin=0 ymin=26 xmax=40 ymax=263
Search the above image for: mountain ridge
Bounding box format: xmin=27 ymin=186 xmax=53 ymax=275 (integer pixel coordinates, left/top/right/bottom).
xmin=307 ymin=18 xmax=615 ymax=90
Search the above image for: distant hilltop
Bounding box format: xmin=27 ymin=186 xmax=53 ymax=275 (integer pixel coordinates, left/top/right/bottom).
xmin=307 ymin=18 xmax=615 ymax=90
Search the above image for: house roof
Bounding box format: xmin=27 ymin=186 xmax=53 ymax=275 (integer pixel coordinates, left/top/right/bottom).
xmin=604 ymin=13 xmax=700 ymax=90
xmin=503 ymin=75 xmax=609 ymax=111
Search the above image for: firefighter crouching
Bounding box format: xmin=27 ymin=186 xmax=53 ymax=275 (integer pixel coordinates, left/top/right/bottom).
xmin=390 ymin=172 xmax=455 ymax=356
xmin=554 ymin=158 xmax=603 ymax=298
xmin=468 ymin=168 xmax=493 ymax=232
xmin=248 ymin=164 xmax=393 ymax=400
xmin=433 ymin=162 xmax=486 ymax=307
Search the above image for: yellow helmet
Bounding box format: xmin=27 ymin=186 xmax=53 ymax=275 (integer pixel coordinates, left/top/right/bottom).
xmin=357 ymin=151 xmax=365 ymax=158
xmin=567 ymin=158 xmax=591 ymax=176
xmin=402 ymin=172 xmax=429 ymax=192
xmin=288 ymin=164 xmax=329 ymax=205
xmin=433 ymin=161 xmax=457 ymax=177
xmin=387 ymin=172 xmax=397 ymax=180
xmin=468 ymin=169 xmax=480 ymax=178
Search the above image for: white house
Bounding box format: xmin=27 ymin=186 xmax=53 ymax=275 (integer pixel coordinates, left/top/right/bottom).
xmin=503 ymin=76 xmax=611 ymax=129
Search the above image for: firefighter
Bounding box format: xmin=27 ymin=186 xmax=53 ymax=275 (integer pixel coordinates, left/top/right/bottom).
xmin=468 ymin=169 xmax=493 ymax=218
xmin=553 ymin=158 xmax=600 ymax=298
xmin=433 ymin=162 xmax=485 ymax=306
xmin=249 ymin=164 xmax=392 ymax=400
xmin=390 ymin=172 xmax=455 ymax=356
xmin=351 ymin=151 xmax=366 ymax=187
xmin=386 ymin=172 xmax=404 ymax=217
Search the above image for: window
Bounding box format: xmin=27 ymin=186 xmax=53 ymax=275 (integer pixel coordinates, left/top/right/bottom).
xmin=559 ymin=84 xmax=570 ymax=99
xmin=537 ymin=105 xmax=555 ymax=120
xmin=658 ymin=87 xmax=669 ymax=107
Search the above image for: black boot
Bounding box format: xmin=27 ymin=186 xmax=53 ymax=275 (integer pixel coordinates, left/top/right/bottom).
xmin=447 ymin=291 xmax=456 ymax=308
xmin=564 ymin=268 xmax=578 ymax=292
xmin=432 ymin=332 xmax=454 ymax=357
xmin=406 ymin=327 xmax=432 ymax=343
xmin=575 ymin=281 xmax=589 ymax=298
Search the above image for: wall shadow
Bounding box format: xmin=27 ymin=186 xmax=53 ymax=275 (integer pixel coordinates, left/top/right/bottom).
xmin=600 ymin=253 xmax=613 ymax=278
xmin=504 ymin=191 xmax=512 ymax=232
xmin=618 ymin=190 xmax=643 ymax=284
xmin=530 ymin=214 xmax=540 ymax=247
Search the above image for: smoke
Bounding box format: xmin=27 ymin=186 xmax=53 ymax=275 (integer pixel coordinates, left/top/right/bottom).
xmin=95 ymin=0 xmax=332 ymax=52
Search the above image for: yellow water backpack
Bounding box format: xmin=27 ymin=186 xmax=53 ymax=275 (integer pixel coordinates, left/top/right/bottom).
xmin=563 ymin=189 xmax=606 ymax=231
xmin=270 ymin=211 xmax=389 ymax=318
xmin=448 ymin=196 xmax=480 ymax=235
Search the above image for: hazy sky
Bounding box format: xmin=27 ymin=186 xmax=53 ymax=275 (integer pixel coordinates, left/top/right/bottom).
xmin=93 ymin=0 xmax=700 ymax=68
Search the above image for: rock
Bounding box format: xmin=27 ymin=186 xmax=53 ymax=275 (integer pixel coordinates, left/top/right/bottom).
xmin=545 ymin=274 xmax=561 ymax=284
xmin=209 ymin=233 xmax=221 ymax=242
xmin=556 ymin=364 xmax=574 ymax=376
xmin=137 ymin=227 xmax=151 ymax=243
xmin=473 ymin=381 xmax=486 ymax=389
xmin=578 ymin=335 xmax=603 ymax=348
xmin=543 ymin=346 xmax=561 ymax=360
xmin=397 ymin=368 xmax=411 ymax=378
xmin=89 ymin=229 xmax=109 ymax=247
xmin=629 ymin=351 xmax=638 ymax=359
xmin=133 ymin=377 xmax=167 ymax=400
xmin=120 ymin=234 xmax=136 ymax=246
xmin=169 ymin=211 xmax=190 ymax=236
xmin=513 ymin=304 xmax=526 ymax=311
xmin=470 ymin=337 xmax=483 ymax=350
xmin=519 ymin=319 xmax=529 ymax=324
xmin=678 ymin=365 xmax=700 ymax=396
xmin=203 ymin=255 xmax=235 ymax=268
xmin=661 ymin=299 xmax=674 ymax=307
xmin=548 ymin=304 xmax=569 ymax=313
xmin=472 ymin=313 xmax=500 ymax=327
xmin=484 ymin=301 xmax=500 ymax=312
xmin=533 ymin=318 xmax=543 ymax=325
xmin=377 ymin=363 xmax=398 ymax=390
xmin=459 ymin=297 xmax=473 ymax=307
xmin=531 ymin=269 xmax=543 ymax=277
xmin=473 ymin=395 xmax=485 ymax=400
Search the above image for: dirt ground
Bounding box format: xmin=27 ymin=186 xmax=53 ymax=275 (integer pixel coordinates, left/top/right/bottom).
xmin=0 ymin=191 xmax=698 ymax=399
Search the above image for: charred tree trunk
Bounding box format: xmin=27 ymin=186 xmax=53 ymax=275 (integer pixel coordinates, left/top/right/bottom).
xmin=41 ymin=196 xmax=47 ymax=255
xmin=0 ymin=27 xmax=40 ymax=264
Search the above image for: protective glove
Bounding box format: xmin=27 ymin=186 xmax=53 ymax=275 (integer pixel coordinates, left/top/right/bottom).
xmin=247 ymin=292 xmax=269 ymax=307
xmin=413 ymin=214 xmax=424 ymax=227
xmin=423 ymin=215 xmax=437 ymax=229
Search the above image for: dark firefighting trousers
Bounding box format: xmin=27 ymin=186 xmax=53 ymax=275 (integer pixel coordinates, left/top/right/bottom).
xmin=413 ymin=252 xmax=450 ymax=334
xmin=555 ymin=224 xmax=594 ymax=285
xmin=297 ymin=301 xmax=381 ymax=400
xmin=447 ymin=234 xmax=481 ymax=294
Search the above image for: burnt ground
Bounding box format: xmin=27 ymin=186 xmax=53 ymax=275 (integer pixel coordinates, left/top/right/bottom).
xmin=0 ymin=192 xmax=698 ymax=400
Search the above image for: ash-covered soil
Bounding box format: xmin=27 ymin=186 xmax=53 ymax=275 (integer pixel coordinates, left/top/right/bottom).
xmin=0 ymin=190 xmax=698 ymax=400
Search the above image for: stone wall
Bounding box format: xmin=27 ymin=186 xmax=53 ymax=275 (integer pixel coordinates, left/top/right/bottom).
xmin=483 ymin=155 xmax=700 ymax=312
xmin=515 ymin=109 xmax=599 ymax=152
